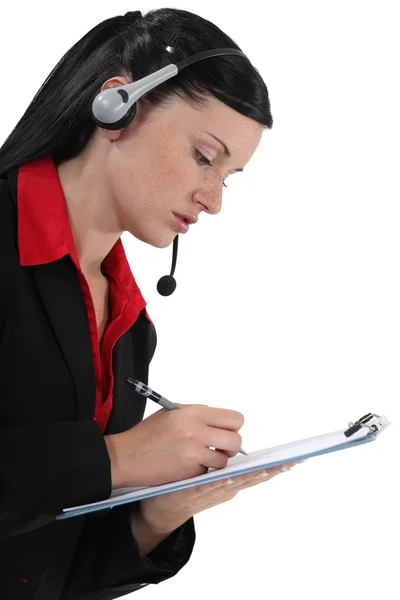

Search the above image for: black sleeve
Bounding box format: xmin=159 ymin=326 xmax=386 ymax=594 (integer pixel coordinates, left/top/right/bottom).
xmin=0 ymin=419 xmax=112 ymax=539
xmin=60 ymin=503 xmax=196 ymax=599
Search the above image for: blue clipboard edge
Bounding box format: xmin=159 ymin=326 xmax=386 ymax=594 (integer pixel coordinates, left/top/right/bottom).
xmin=56 ymin=425 xmax=387 ymax=521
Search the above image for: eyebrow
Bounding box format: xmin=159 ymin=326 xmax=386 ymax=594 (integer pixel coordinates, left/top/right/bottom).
xmin=202 ymin=131 xmax=244 ymax=172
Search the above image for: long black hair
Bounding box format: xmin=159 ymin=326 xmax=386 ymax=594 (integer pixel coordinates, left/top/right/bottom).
xmin=0 ymin=8 xmax=273 ymax=177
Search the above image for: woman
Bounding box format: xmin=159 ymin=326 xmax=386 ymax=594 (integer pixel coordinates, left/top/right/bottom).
xmin=0 ymin=8 xmax=302 ymax=600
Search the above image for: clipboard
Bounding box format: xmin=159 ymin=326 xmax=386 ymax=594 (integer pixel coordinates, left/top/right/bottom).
xmin=56 ymin=412 xmax=390 ymax=520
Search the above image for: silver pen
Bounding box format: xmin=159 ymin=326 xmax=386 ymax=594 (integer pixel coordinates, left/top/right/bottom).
xmin=125 ymin=377 xmax=248 ymax=455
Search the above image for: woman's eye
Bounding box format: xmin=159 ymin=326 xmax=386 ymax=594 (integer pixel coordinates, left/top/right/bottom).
xmin=195 ymin=149 xmax=228 ymax=188
xmin=195 ymin=149 xmax=212 ymax=166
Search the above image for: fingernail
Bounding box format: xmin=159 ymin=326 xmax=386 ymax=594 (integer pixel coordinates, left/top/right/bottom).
xmin=225 ymin=478 xmax=234 ymax=485
xmin=279 ymin=466 xmax=291 ymax=472
xmin=257 ymin=470 xmax=269 ymax=478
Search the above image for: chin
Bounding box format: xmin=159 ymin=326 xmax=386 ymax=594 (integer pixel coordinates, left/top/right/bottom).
xmin=153 ymin=235 xmax=176 ymax=249
xmin=131 ymin=229 xmax=176 ymax=249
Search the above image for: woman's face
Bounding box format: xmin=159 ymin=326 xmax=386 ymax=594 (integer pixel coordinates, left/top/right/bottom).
xmin=102 ymin=77 xmax=264 ymax=248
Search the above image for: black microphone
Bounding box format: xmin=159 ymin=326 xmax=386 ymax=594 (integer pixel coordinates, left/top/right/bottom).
xmin=157 ymin=234 xmax=179 ymax=296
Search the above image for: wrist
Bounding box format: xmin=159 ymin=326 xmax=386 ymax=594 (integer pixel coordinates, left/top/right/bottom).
xmin=104 ymin=434 xmax=125 ymax=490
xmin=131 ymin=503 xmax=176 ymax=556
xmin=138 ymin=501 xmax=185 ymax=537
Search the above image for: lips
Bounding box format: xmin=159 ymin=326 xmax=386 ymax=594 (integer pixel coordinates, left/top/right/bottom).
xmin=173 ymin=212 xmax=198 ymax=225
xmin=173 ymin=214 xmax=190 ymax=234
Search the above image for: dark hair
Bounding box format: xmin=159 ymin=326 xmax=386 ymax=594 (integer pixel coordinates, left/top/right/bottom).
xmin=0 ymin=8 xmax=273 ymax=177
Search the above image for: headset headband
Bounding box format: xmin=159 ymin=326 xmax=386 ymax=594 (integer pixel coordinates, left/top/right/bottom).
xmin=91 ymin=48 xmax=250 ymax=130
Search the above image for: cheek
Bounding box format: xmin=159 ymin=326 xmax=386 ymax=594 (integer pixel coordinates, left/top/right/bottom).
xmin=148 ymin=126 xmax=193 ymax=189
xmin=110 ymin=136 xmax=193 ymax=219
xmin=155 ymin=143 xmax=188 ymax=186
xmin=145 ymin=153 xmax=192 ymax=205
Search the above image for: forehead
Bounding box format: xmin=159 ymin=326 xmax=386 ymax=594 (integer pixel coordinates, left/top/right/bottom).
xmin=162 ymin=94 xmax=264 ymax=153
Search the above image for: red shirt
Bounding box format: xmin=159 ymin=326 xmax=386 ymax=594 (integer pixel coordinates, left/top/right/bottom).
xmin=17 ymin=155 xmax=154 ymax=433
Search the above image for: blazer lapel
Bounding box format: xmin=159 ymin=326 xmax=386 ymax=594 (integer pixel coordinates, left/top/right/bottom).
xmin=32 ymin=258 xmax=98 ymax=421
xmin=32 ymin=261 xmax=148 ymax=434
xmin=5 ymin=164 xmax=150 ymax=434
xmin=6 ymin=165 xmax=97 ymax=422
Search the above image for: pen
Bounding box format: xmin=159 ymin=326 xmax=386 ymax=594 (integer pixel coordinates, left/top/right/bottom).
xmin=125 ymin=377 xmax=248 ymax=455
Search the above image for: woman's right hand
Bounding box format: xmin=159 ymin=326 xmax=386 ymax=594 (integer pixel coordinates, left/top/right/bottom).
xmin=104 ymin=403 xmax=245 ymax=489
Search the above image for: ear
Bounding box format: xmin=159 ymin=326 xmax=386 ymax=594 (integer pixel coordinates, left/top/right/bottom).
xmin=99 ymin=76 xmax=133 ymax=140
xmin=101 ymin=75 xmax=131 ymax=93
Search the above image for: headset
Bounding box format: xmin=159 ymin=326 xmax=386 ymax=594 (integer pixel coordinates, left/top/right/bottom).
xmin=90 ymin=47 xmax=251 ymax=295
xmin=91 ymin=48 xmax=251 ymax=130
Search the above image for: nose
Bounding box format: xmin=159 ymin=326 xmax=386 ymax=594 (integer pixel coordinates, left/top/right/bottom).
xmin=194 ymin=185 xmax=223 ymax=216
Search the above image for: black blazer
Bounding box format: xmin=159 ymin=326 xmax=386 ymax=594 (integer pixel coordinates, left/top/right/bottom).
xmin=0 ymin=166 xmax=195 ymax=600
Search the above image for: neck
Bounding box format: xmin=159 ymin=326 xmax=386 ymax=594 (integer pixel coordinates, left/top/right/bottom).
xmin=56 ymin=150 xmax=122 ymax=277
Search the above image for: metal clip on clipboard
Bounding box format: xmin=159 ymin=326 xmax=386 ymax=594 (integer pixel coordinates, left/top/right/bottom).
xmin=344 ymin=412 xmax=389 ymax=438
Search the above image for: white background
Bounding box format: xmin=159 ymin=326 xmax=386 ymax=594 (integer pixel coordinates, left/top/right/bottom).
xmin=1 ymin=1 xmax=398 ymax=598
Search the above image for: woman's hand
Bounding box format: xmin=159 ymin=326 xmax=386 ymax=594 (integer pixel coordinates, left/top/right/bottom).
xmin=138 ymin=460 xmax=305 ymax=535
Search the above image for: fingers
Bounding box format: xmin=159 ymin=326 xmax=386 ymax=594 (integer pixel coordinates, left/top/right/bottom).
xmin=208 ymin=435 xmax=242 ymax=456
xmin=173 ymin=402 xmax=208 ymax=408
xmin=199 ymin=406 xmax=245 ymax=431
xmin=236 ymin=460 xmax=306 ymax=490
xmin=219 ymin=461 xmax=306 ymax=489
xmin=193 ymin=460 xmax=307 ymax=497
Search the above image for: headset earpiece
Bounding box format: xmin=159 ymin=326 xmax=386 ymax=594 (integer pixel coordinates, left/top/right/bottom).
xmin=91 ymin=102 xmax=137 ymax=130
